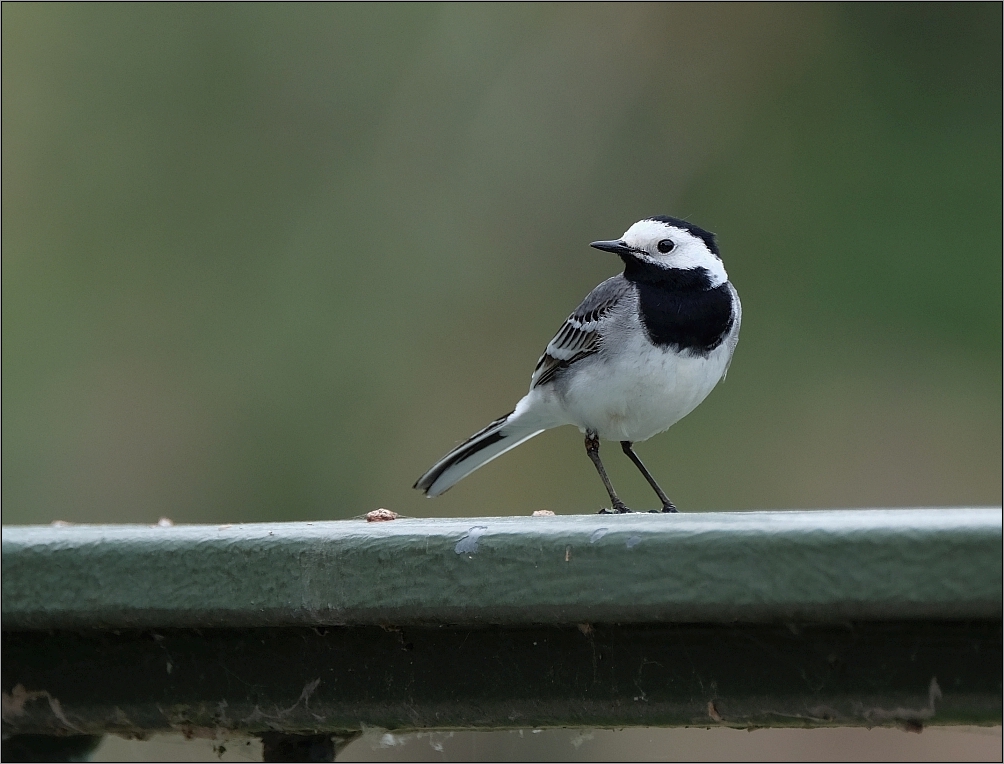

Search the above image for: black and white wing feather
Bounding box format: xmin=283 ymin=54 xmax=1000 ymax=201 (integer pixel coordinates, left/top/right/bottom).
xmin=531 ymin=276 xmax=631 ymax=388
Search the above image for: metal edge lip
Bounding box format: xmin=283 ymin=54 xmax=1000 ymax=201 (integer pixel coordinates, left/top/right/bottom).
xmin=3 ymin=506 xmax=1001 ymax=539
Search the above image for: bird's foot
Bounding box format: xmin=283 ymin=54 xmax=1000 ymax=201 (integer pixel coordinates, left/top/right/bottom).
xmin=598 ymin=500 xmax=632 ymax=515
xmin=661 ymin=502 xmax=678 ymax=513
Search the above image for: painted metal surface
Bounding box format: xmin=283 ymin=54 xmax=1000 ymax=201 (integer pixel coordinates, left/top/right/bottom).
xmin=3 ymin=508 xmax=1001 ymax=629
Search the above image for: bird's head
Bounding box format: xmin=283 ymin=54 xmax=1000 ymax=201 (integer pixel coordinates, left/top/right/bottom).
xmin=590 ymin=216 xmax=727 ymax=286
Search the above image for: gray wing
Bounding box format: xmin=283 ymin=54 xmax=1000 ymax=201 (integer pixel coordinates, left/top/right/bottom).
xmin=531 ymin=276 xmax=631 ymax=389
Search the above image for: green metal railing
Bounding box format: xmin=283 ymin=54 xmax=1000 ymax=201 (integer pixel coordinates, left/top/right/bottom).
xmin=2 ymin=508 xmax=1001 ymax=761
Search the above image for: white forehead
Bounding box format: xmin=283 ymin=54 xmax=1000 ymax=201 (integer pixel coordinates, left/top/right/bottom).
xmin=622 ymin=219 xmax=705 ymax=249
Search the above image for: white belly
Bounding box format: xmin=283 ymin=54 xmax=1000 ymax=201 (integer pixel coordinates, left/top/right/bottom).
xmin=557 ymin=333 xmax=733 ymax=442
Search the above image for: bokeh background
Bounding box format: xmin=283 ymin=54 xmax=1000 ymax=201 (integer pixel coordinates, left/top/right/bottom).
xmin=3 ymin=5 xmax=1002 ymax=762
xmin=3 ymin=4 xmax=1001 ymax=525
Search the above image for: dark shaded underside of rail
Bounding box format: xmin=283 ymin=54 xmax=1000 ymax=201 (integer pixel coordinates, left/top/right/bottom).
xmin=3 ymin=620 xmax=1000 ymax=738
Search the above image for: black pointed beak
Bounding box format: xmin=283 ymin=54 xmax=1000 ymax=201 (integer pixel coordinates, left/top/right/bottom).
xmin=589 ymin=239 xmax=634 ymax=255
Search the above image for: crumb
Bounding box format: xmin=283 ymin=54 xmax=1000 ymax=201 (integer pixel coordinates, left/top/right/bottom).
xmin=577 ymin=623 xmax=594 ymax=636
xmin=157 ymin=517 xmax=174 ymax=527
xmin=367 ymin=508 xmax=398 ymax=522
xmin=51 ymin=520 xmax=73 ymax=527
xmin=218 ymin=524 xmax=232 ymax=530
xmin=531 ymin=510 xmax=555 ymax=517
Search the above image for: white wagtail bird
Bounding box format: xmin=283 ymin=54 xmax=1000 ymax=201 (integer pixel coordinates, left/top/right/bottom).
xmin=414 ymin=216 xmax=741 ymax=513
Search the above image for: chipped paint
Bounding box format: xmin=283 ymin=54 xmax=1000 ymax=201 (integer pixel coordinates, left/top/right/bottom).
xmin=2 ymin=684 xmax=81 ymax=732
xmin=454 ymin=526 xmax=488 ymax=555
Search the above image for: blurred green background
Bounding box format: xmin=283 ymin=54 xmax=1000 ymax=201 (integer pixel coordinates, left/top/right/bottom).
xmin=3 ymin=3 xmax=1001 ymax=525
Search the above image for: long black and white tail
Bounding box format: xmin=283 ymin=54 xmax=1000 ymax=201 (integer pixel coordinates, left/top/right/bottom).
xmin=414 ymin=411 xmax=545 ymax=497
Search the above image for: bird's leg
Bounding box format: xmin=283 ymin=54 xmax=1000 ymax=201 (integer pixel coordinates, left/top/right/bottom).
xmin=620 ymin=441 xmax=677 ymax=513
xmin=585 ymin=431 xmax=631 ymax=514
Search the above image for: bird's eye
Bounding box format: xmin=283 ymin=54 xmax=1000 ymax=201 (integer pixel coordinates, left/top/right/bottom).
xmin=656 ymin=239 xmax=675 ymax=254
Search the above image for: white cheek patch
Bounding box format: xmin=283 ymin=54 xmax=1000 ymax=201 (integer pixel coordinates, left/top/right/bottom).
xmin=668 ymin=241 xmax=728 ymax=286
